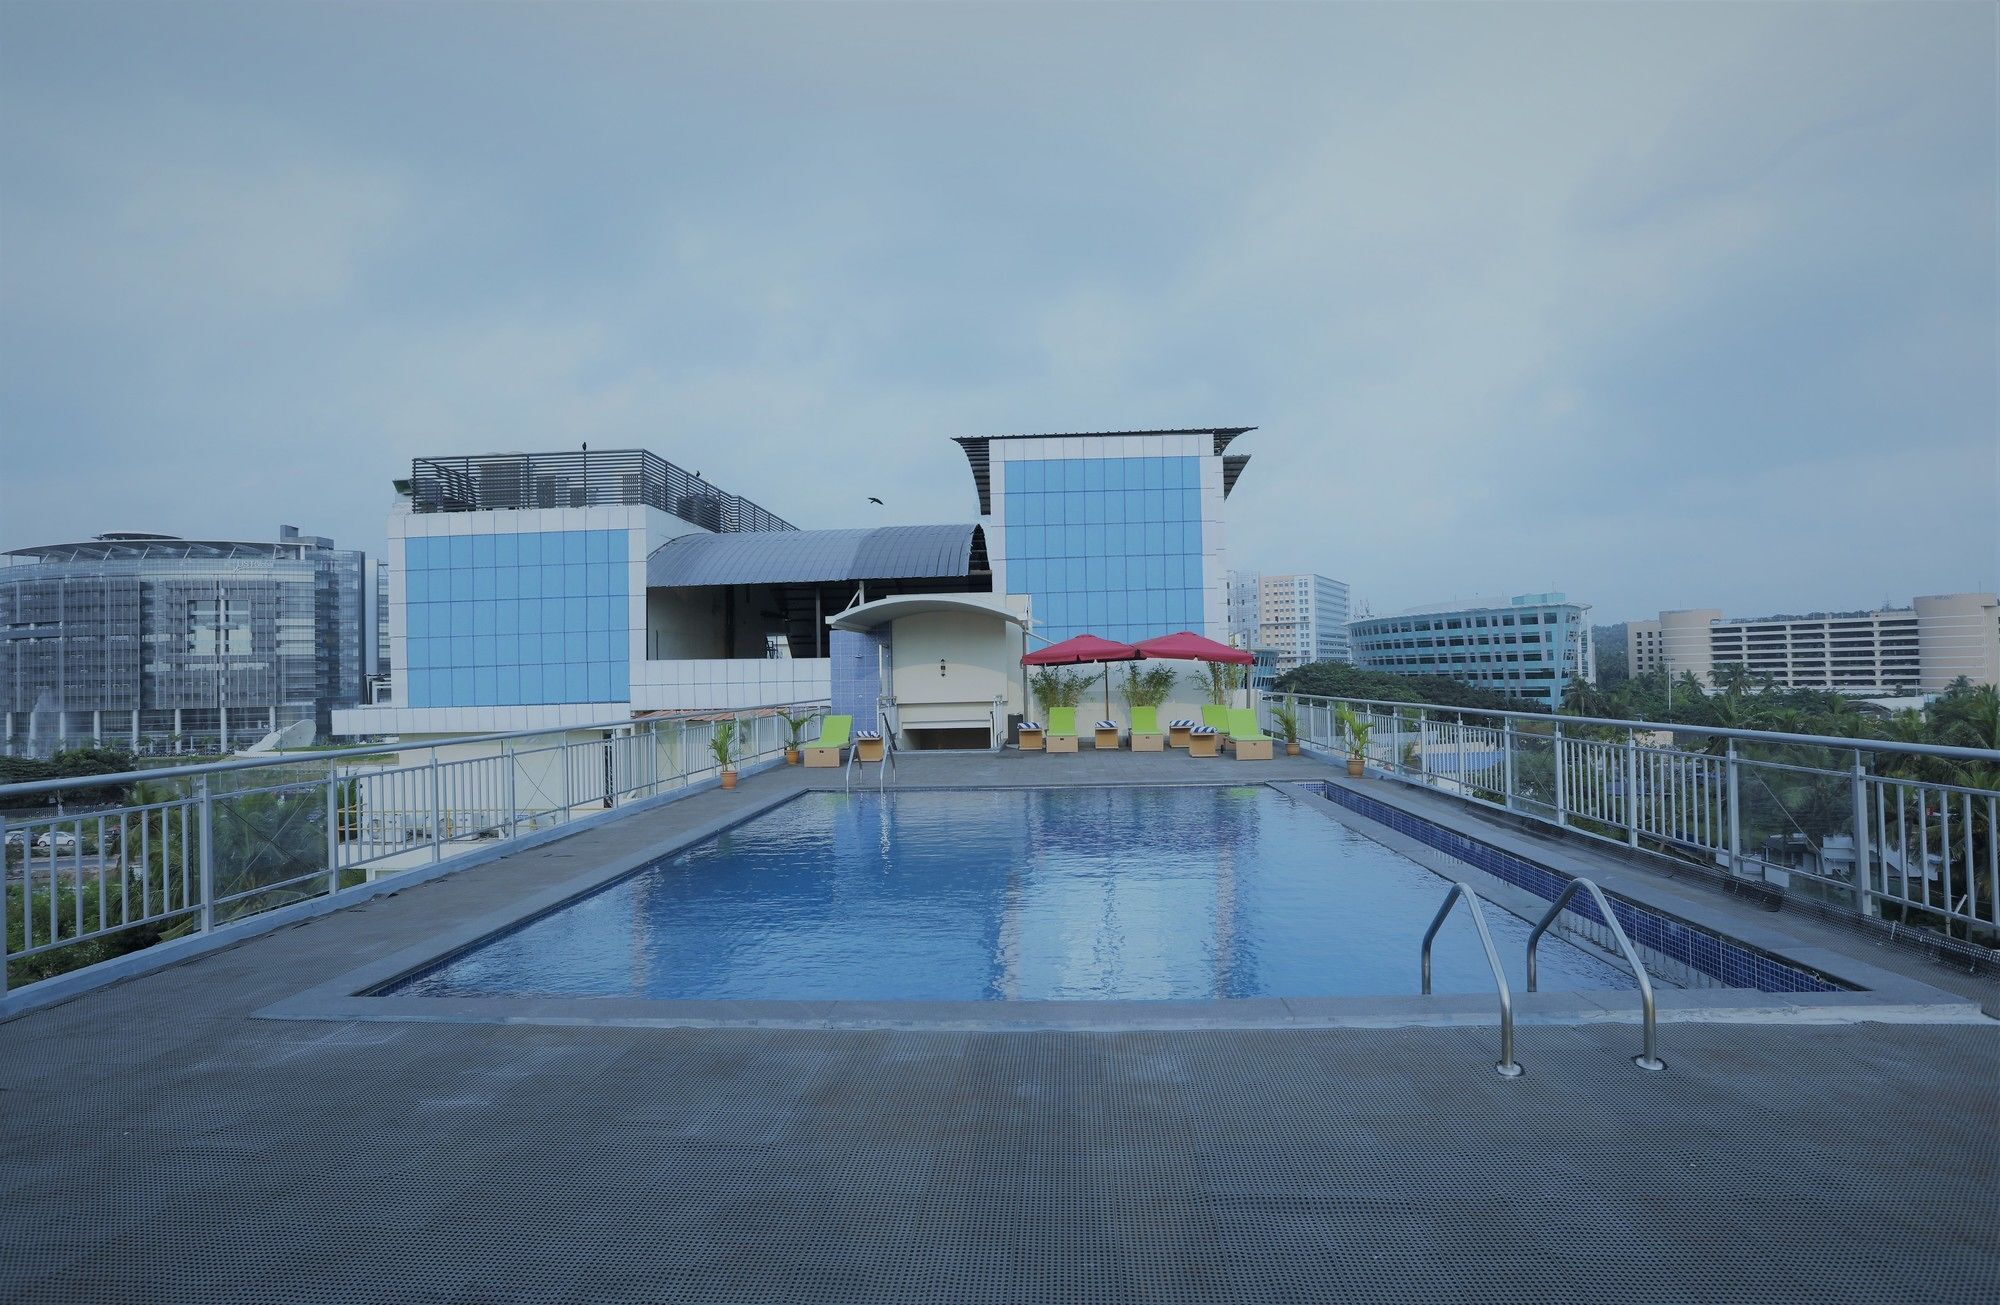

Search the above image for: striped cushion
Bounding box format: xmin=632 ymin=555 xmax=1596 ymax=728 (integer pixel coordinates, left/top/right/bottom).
xmin=1096 ymin=721 xmax=1117 ymax=730
xmin=855 ymin=730 xmax=881 ymax=741
xmin=1170 ymin=718 xmax=1197 ymax=728
xmin=1190 ymin=725 xmax=1218 ymax=736
xmin=1019 ymin=722 xmax=1043 ymax=731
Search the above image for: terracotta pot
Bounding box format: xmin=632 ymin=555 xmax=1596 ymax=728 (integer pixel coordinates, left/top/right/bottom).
xmin=1286 ymin=742 xmax=1301 ymax=756
xmin=720 ymin=769 xmax=738 ymax=790
xmin=1347 ymin=756 xmax=1365 ymax=778
xmin=785 ymin=749 xmax=800 ymax=765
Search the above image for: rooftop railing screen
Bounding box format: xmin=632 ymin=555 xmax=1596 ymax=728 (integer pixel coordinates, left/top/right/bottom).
xmin=410 ymin=451 xmax=795 ymax=534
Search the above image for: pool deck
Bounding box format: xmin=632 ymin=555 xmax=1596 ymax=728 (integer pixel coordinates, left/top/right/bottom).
xmin=5 ymin=749 xmax=1999 ymax=1301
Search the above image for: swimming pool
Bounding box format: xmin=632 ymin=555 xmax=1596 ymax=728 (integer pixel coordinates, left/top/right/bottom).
xmin=388 ymin=785 xmax=1638 ymax=1001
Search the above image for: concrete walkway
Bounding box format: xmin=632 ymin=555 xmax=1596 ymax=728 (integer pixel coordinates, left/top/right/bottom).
xmin=4 ymin=752 xmax=1998 ymax=1302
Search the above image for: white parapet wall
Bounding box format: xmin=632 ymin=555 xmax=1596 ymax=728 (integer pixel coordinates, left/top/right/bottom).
xmin=630 ymin=658 xmax=832 ymax=712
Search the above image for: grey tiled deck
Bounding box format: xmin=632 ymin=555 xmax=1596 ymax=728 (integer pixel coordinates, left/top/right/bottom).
xmin=3 ymin=751 xmax=1998 ymax=1302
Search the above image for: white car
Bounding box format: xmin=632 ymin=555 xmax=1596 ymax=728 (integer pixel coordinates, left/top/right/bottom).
xmin=33 ymin=830 xmax=79 ymax=852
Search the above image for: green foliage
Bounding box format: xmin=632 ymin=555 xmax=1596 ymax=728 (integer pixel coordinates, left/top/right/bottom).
xmin=1029 ymin=667 xmax=1094 ymax=714
xmin=0 ymin=746 xmax=142 ymax=806
xmin=1202 ymin=661 xmax=1246 ymax=706
xmin=708 ymin=720 xmax=737 ymax=769
xmin=1275 ymin=661 xmax=1532 ymax=713
xmin=1334 ymin=704 xmax=1372 ymax=758
xmin=1120 ymin=664 xmax=1179 ymax=711
xmin=776 ymin=709 xmax=814 ymax=748
xmin=1270 ymin=695 xmax=1300 ymax=745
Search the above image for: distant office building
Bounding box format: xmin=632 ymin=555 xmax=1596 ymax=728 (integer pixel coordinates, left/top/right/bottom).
xmin=1225 ymin=569 xmax=1260 ymax=646
xmin=1627 ymin=594 xmax=2000 ymax=694
xmin=956 ymin=427 xmax=1252 ymax=644
xmin=1256 ymin=572 xmax=1351 ymax=673
xmin=1 ymin=526 xmax=366 ymax=755
xmin=1349 ymin=592 xmax=1595 ymax=710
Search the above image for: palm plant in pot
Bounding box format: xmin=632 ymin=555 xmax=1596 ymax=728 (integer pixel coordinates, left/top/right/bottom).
xmin=711 ymin=719 xmax=739 ymax=790
xmin=777 ymin=709 xmax=811 ymax=765
xmin=1272 ymin=695 xmax=1302 ymax=756
xmin=1334 ymin=704 xmax=1371 ymax=778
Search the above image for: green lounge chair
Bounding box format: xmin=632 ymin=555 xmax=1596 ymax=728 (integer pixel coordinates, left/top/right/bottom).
xmin=1227 ymin=708 xmax=1273 ymax=761
xmin=1047 ymin=706 xmax=1080 ymax=753
xmin=1201 ymin=704 xmax=1231 ymax=749
xmin=1129 ymin=705 xmax=1164 ymax=752
xmin=803 ymin=714 xmax=851 ymax=767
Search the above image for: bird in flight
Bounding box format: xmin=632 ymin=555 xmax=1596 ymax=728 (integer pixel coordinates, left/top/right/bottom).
xmin=868 ymin=496 xmax=884 ymax=505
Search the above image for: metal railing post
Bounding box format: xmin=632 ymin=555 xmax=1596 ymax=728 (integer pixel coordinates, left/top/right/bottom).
xmin=504 ymin=740 xmax=519 ymax=836
xmin=1502 ymin=718 xmax=1516 ymax=811
xmin=0 ymin=812 xmax=10 ymax=996
xmin=1553 ymin=721 xmax=1567 ymax=827
xmin=1850 ymin=749 xmax=1873 ymax=919
xmin=1415 ymin=710 xmax=1428 ymax=781
xmin=1390 ymin=709 xmax=1402 ymax=779
xmin=561 ymin=736 xmax=574 ymax=821
xmin=1624 ymin=728 xmax=1640 ymax=848
xmin=196 ymin=775 xmax=215 ymax=933
xmin=428 ymin=752 xmax=443 ymax=862
xmin=325 ymin=769 xmax=341 ymax=897
xmin=1725 ymin=740 xmax=1743 ymax=876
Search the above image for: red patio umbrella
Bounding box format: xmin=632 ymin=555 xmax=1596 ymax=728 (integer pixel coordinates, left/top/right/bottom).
xmin=1131 ymin=631 xmax=1254 ymax=664
xmin=1021 ymin=634 xmax=1144 ymax=666
xmin=1021 ymin=634 xmax=1142 ymax=718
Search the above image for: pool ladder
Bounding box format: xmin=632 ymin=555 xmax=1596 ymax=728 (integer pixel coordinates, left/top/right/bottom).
xmin=843 ymin=711 xmax=897 ymax=796
xmin=1421 ymin=877 xmax=1663 ymax=1078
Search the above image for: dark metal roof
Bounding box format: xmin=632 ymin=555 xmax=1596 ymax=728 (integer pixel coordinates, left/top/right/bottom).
xmin=647 ymin=524 xmax=986 ymax=588
xmin=952 ymin=428 xmax=1255 ymax=515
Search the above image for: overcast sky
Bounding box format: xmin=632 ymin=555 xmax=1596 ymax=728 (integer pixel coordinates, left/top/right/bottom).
xmin=2 ymin=2 xmax=1993 ymax=623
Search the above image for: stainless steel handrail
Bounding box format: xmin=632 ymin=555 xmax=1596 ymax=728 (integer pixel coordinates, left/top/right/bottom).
xmin=1267 ymin=690 xmax=2000 ymax=764
xmin=1526 ymin=878 xmax=1666 ymax=1071
xmin=1420 ymin=881 xmax=1524 ymax=1078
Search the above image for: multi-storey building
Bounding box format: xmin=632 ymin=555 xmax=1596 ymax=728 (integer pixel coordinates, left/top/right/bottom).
xmin=1255 ymin=572 xmax=1351 ymax=673
xmin=1348 ymin=592 xmax=1596 ymax=710
xmin=0 ymin=526 xmax=365 ymax=755
xmin=955 ymin=427 xmax=1252 ymax=644
xmin=1627 ymin=594 xmax=2000 ymax=694
xmin=1225 ymin=569 xmax=1260 ymax=647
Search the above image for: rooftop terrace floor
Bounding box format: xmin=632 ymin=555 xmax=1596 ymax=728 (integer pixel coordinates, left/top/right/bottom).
xmin=4 ymin=750 xmax=1998 ymax=1302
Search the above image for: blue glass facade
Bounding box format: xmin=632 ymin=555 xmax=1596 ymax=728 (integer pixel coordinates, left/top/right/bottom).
xmin=402 ymin=530 xmax=631 ymax=708
xmin=1001 ymin=456 xmax=1205 ymax=644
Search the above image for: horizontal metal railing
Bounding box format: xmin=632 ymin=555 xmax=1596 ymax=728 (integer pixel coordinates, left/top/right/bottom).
xmin=1266 ymin=691 xmax=2000 ymax=949
xmin=0 ymin=702 xmax=827 ymax=999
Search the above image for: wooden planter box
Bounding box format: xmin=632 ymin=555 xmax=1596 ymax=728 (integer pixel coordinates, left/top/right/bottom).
xmin=856 ymin=736 xmax=885 ymax=763
xmin=1188 ymin=732 xmax=1219 ymax=758
xmin=1093 ymin=725 xmax=1121 ymax=750
xmin=1168 ymin=723 xmax=1193 ymax=749
xmin=1018 ymin=727 xmax=1045 ymax=752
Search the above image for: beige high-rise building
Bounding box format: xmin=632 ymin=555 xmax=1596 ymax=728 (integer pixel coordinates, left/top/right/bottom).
xmin=1626 ymin=594 xmax=2000 ymax=695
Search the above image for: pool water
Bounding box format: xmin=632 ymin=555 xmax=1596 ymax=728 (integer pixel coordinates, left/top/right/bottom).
xmin=390 ymin=786 xmax=1637 ymax=1001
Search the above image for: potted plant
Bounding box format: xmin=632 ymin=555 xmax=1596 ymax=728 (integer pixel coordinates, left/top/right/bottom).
xmin=711 ymin=719 xmax=738 ymax=790
xmin=1272 ymin=695 xmax=1302 ymax=756
xmin=1335 ymin=704 xmax=1371 ymax=778
xmin=777 ymin=710 xmax=811 ymax=765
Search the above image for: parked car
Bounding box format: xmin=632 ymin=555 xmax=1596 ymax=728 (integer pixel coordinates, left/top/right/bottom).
xmin=33 ymin=830 xmax=78 ymax=852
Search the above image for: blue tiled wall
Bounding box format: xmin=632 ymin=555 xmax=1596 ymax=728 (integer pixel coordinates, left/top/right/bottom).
xmin=830 ymin=628 xmax=889 ymax=725
xmin=1000 ymin=456 xmax=1205 ymax=643
xmin=403 ymin=530 xmax=630 ymax=707
xmin=1320 ymin=782 xmax=1841 ymax=994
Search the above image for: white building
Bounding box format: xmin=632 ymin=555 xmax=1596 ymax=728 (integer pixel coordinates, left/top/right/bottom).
xmin=1349 ymin=592 xmax=1595 ymax=710
xmin=1255 ymin=572 xmax=1351 ymax=674
xmin=1627 ymin=594 xmax=2000 ymax=694
xmin=331 ymin=450 xmax=996 ymax=740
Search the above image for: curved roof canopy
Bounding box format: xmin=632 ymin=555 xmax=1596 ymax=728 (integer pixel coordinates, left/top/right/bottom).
xmin=648 ymin=523 xmax=985 ymax=589
xmin=826 ymin=592 xmax=1027 ymax=632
